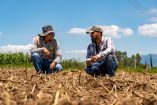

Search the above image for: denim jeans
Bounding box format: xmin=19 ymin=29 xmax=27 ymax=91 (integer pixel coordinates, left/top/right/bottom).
xmin=31 ymin=53 xmax=62 ymax=74
xmin=85 ymin=55 xmax=117 ymax=76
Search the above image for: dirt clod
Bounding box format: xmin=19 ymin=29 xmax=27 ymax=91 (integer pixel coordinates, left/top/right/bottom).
xmin=0 ymin=69 xmax=157 ymax=105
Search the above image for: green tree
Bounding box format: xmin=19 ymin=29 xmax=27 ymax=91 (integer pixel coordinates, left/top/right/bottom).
xmin=136 ymin=53 xmax=141 ymax=66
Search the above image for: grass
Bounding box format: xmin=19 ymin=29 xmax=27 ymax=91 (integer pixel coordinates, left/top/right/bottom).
xmin=0 ymin=58 xmax=157 ymax=73
xmin=117 ymin=66 xmax=157 ymax=73
xmin=61 ymin=59 xmax=85 ymax=70
xmin=0 ymin=59 xmax=85 ymax=71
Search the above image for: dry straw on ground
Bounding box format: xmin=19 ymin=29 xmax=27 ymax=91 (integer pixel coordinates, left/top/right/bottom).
xmin=0 ymin=69 xmax=157 ymax=105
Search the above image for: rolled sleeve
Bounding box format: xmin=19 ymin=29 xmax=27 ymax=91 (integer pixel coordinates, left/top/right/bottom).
xmin=98 ymin=37 xmax=114 ymax=58
xmin=30 ymin=36 xmax=44 ymax=54
xmin=53 ymin=41 xmax=62 ymax=63
xmin=30 ymin=47 xmax=44 ymax=54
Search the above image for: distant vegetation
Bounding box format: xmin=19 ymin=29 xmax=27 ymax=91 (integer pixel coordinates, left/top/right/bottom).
xmin=61 ymin=59 xmax=85 ymax=70
xmin=0 ymin=53 xmax=85 ymax=70
xmin=0 ymin=52 xmax=156 ymax=72
xmin=0 ymin=53 xmax=31 ymax=67
xmin=115 ymin=51 xmax=157 ymax=73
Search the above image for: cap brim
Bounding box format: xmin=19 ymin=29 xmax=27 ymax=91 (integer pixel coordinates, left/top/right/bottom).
xmin=38 ymin=31 xmax=54 ymax=36
xmin=86 ymin=30 xmax=93 ymax=34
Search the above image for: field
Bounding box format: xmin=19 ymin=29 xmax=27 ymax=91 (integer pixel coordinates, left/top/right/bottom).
xmin=0 ymin=68 xmax=157 ymax=105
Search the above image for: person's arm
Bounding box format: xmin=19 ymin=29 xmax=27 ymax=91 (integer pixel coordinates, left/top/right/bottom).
xmin=97 ymin=37 xmax=114 ymax=58
xmin=86 ymin=44 xmax=93 ymax=66
xmin=53 ymin=41 xmax=62 ymax=64
xmin=86 ymin=44 xmax=91 ymax=59
xmin=30 ymin=36 xmax=45 ymax=54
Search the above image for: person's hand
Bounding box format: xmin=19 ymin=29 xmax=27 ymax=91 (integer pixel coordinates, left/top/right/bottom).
xmin=50 ymin=61 xmax=57 ymax=70
xmin=43 ymin=48 xmax=51 ymax=58
xmin=91 ymin=55 xmax=99 ymax=63
xmin=86 ymin=58 xmax=92 ymax=66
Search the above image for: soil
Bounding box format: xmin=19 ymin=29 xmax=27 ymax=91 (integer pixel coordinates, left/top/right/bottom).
xmin=0 ymin=68 xmax=157 ymax=105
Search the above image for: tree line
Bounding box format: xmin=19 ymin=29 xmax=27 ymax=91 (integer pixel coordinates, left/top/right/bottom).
xmin=115 ymin=51 xmax=154 ymax=69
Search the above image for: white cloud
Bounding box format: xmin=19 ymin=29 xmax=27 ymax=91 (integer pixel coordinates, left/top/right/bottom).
xmin=99 ymin=25 xmax=120 ymax=38
xmin=99 ymin=25 xmax=134 ymax=38
xmin=65 ymin=49 xmax=86 ymax=54
xmin=68 ymin=25 xmax=134 ymax=38
xmin=120 ymin=28 xmax=134 ymax=36
xmin=0 ymin=44 xmax=34 ymax=54
xmin=138 ymin=23 xmax=157 ymax=37
xmin=64 ymin=49 xmax=86 ymax=61
xmin=147 ymin=8 xmax=157 ymax=22
xmin=68 ymin=28 xmax=86 ymax=34
xmin=147 ymin=8 xmax=157 ymax=15
xmin=149 ymin=17 xmax=157 ymax=22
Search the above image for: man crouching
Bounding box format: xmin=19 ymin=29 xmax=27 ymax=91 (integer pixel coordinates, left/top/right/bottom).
xmin=30 ymin=25 xmax=62 ymax=74
xmin=85 ymin=26 xmax=118 ymax=76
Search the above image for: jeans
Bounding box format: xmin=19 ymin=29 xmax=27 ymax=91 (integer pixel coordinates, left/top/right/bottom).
xmin=31 ymin=53 xmax=62 ymax=74
xmin=85 ymin=55 xmax=117 ymax=76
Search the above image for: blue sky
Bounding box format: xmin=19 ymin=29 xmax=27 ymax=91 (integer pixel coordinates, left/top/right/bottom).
xmin=0 ymin=0 xmax=157 ymax=60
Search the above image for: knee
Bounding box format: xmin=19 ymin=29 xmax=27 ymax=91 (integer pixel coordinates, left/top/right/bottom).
xmin=85 ymin=66 xmax=93 ymax=75
xmin=85 ymin=66 xmax=91 ymax=72
xmin=85 ymin=66 xmax=100 ymax=76
xmin=31 ymin=53 xmax=41 ymax=59
xmin=86 ymin=65 xmax=99 ymax=72
xmin=55 ymin=64 xmax=63 ymax=70
xmin=91 ymin=62 xmax=101 ymax=70
xmin=107 ymin=55 xmax=113 ymax=61
xmin=91 ymin=65 xmax=99 ymax=71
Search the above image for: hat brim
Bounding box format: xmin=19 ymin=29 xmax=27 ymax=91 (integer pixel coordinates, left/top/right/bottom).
xmin=38 ymin=31 xmax=54 ymax=36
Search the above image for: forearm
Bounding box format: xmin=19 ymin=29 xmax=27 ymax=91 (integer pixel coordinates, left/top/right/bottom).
xmin=30 ymin=47 xmax=44 ymax=54
xmin=54 ymin=55 xmax=62 ymax=63
xmin=97 ymin=47 xmax=112 ymax=58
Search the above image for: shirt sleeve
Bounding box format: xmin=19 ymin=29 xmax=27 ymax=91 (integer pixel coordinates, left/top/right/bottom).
xmin=86 ymin=43 xmax=94 ymax=59
xmin=97 ymin=37 xmax=114 ymax=58
xmin=30 ymin=36 xmax=44 ymax=54
xmin=86 ymin=44 xmax=90 ymax=59
xmin=53 ymin=40 xmax=62 ymax=63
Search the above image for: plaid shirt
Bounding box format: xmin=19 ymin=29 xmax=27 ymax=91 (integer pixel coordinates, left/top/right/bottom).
xmin=86 ymin=37 xmax=116 ymax=59
xmin=30 ymin=36 xmax=62 ymax=63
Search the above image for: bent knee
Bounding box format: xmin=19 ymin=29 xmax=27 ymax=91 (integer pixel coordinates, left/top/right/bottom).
xmin=31 ymin=53 xmax=40 ymax=58
xmin=107 ymin=55 xmax=114 ymax=61
xmin=55 ymin=64 xmax=63 ymax=70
